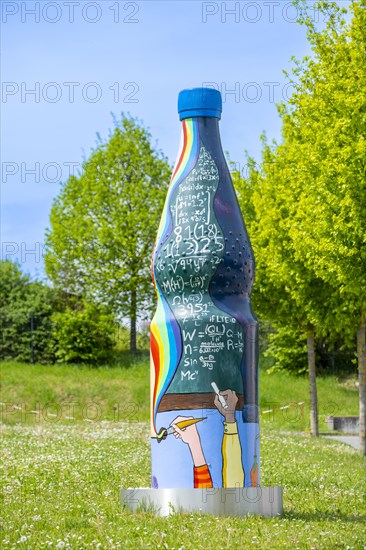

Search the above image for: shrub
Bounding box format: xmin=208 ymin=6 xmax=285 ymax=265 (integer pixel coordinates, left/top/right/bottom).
xmin=0 ymin=261 xmax=57 ymax=363
xmin=51 ymin=304 xmax=115 ymax=364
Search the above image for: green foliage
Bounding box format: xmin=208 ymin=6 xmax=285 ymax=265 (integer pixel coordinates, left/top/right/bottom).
xmin=265 ymin=324 xmax=356 ymax=376
xmin=51 ymin=303 xmax=115 ymax=365
xmin=45 ymin=114 xmax=171 ymax=351
xmin=0 ymin=260 xmax=57 ymax=363
xmin=265 ymin=325 xmax=308 ymax=375
xmin=234 ymin=0 xmax=365 ymax=374
xmin=0 ymin=260 xmax=119 ymax=365
xmin=277 ymin=0 xmax=366 ymax=313
xmin=114 ymin=325 xmax=149 ymax=351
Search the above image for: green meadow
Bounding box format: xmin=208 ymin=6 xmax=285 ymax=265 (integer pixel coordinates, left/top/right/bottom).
xmin=1 ymin=357 xmax=359 ymax=432
xmin=1 ymin=358 xmax=365 ymax=549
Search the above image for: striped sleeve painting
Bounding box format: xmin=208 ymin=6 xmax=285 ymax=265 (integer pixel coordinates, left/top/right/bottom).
xmin=150 ymin=118 xmax=200 ymax=435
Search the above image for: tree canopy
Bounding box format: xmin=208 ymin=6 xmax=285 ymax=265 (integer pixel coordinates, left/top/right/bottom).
xmin=234 ymin=0 xmax=365 ymax=449
xmin=45 ymin=114 xmax=171 ymax=352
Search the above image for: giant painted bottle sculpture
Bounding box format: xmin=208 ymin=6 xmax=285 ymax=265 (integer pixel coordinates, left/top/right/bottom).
xmin=150 ymin=88 xmax=259 ymax=489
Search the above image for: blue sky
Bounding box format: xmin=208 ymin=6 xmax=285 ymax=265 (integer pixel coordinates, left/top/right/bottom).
xmin=1 ymin=0 xmax=344 ymax=279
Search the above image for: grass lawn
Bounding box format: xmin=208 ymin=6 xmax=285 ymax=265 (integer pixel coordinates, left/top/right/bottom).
xmin=0 ymin=357 xmax=359 ymax=432
xmin=1 ymin=359 xmax=365 ymax=549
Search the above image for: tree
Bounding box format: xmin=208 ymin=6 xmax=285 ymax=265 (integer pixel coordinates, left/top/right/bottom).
xmin=234 ymin=0 xmax=365 ymax=442
xmin=234 ymin=146 xmax=352 ymax=437
xmin=45 ymin=114 xmax=171 ymax=353
xmin=276 ymin=0 xmax=366 ymax=453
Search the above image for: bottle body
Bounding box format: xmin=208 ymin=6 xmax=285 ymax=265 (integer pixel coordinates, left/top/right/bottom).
xmin=150 ymin=116 xmax=259 ymax=489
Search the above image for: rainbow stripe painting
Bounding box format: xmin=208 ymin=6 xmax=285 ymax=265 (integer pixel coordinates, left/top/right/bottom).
xmin=150 ymin=118 xmax=200 ymax=435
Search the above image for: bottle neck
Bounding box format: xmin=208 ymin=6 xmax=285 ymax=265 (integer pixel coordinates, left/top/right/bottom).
xmin=180 ymin=116 xmax=225 ymax=172
xmin=182 ymin=115 xmax=222 ymax=142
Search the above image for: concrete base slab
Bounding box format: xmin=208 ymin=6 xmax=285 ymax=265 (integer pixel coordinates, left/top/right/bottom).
xmin=121 ymin=487 xmax=283 ymax=517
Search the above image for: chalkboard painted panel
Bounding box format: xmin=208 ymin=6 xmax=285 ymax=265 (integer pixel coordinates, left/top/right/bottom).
xmin=154 ymin=145 xmax=244 ymax=401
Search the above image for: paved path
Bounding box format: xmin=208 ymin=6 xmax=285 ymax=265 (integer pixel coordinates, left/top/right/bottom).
xmin=324 ymin=435 xmax=361 ymax=450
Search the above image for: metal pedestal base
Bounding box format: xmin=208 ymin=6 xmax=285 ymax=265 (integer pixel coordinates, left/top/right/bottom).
xmin=121 ymin=487 xmax=283 ymax=517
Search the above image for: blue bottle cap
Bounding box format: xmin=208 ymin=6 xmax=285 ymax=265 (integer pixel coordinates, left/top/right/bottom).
xmin=178 ymin=88 xmax=222 ymax=120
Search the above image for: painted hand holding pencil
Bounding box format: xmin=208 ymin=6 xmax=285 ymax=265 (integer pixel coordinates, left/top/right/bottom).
xmin=212 ymin=383 xmax=239 ymax=424
xmin=170 ymin=415 xmax=209 ymax=470
xmin=155 ymin=416 xmax=206 ymax=443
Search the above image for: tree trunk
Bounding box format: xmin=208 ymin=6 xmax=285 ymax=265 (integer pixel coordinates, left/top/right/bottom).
xmin=307 ymin=330 xmax=318 ymax=437
xmin=357 ymin=313 xmax=366 ymax=456
xmin=130 ymin=288 xmax=137 ymax=354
